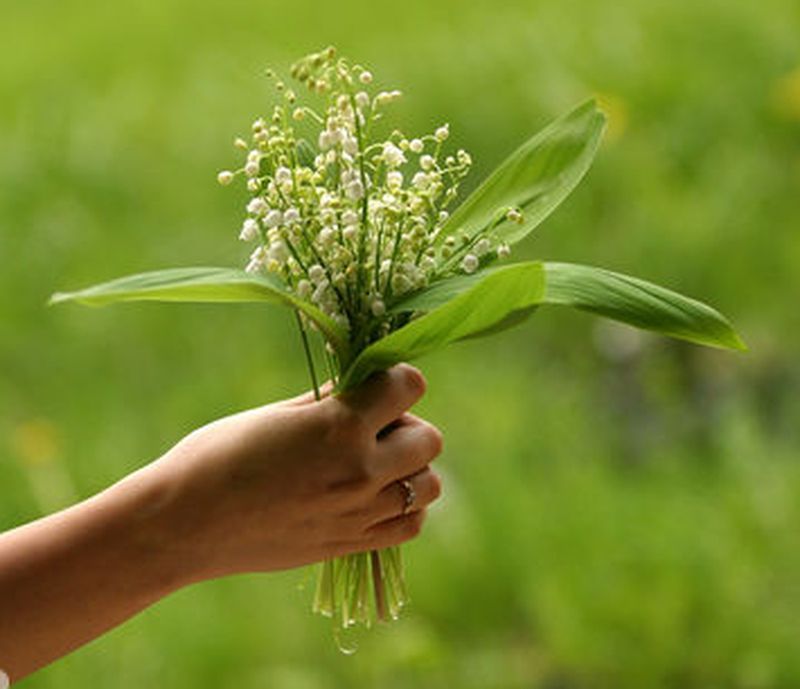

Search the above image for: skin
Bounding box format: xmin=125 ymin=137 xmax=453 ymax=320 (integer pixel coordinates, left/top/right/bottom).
xmin=0 ymin=364 xmax=442 ymax=682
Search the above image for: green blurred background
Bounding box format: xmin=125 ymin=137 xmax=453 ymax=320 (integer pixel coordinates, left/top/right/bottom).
xmin=2 ymin=0 xmax=799 ymax=687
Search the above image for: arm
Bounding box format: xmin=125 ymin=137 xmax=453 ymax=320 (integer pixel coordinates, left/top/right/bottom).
xmin=0 ymin=364 xmax=442 ymax=682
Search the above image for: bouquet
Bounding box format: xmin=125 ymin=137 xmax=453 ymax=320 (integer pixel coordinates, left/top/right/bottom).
xmin=52 ymin=47 xmax=745 ymax=630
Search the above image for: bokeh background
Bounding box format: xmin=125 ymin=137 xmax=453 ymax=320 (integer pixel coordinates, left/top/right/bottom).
xmin=2 ymin=0 xmax=800 ymax=687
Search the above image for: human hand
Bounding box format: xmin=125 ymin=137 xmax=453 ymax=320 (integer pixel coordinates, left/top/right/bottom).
xmin=138 ymin=363 xmax=443 ymax=584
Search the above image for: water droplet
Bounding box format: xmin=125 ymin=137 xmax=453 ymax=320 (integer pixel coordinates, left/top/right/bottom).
xmin=334 ymin=624 xmax=361 ymax=655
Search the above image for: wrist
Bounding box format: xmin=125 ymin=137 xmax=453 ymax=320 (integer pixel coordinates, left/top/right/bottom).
xmin=97 ymin=461 xmax=199 ymax=596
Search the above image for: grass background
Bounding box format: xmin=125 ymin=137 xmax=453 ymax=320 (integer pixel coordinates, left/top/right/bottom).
xmin=1 ymin=0 xmax=799 ymax=687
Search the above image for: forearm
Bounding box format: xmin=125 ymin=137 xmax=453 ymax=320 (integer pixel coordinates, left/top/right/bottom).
xmin=0 ymin=464 xmax=186 ymax=681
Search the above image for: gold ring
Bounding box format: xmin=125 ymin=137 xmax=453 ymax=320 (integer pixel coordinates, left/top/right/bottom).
xmin=399 ymin=478 xmax=416 ymax=515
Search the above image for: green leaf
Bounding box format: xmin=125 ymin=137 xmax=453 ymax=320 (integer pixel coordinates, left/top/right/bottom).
xmin=388 ymin=270 xmax=490 ymax=313
xmin=542 ymin=262 xmax=747 ymax=351
xmin=438 ymin=99 xmax=606 ymax=246
xmin=339 ymin=263 xmax=546 ymax=389
xmin=50 ymin=267 xmax=350 ymax=359
xmin=296 ymin=139 xmax=316 ymax=168
xmin=388 ymin=259 xmax=745 ymax=362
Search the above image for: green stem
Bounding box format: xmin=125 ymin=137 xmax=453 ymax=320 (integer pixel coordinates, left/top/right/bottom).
xmin=323 ymin=346 xmax=339 ymax=386
xmin=295 ymin=310 xmax=321 ymax=401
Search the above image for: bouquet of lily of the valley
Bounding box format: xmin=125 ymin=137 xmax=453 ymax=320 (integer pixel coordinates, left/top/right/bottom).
xmin=53 ymin=47 xmax=745 ymax=629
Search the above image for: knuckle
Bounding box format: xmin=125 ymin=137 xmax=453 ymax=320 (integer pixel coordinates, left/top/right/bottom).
xmin=427 ymin=471 xmax=442 ymax=501
xmin=420 ymin=422 xmax=444 ymax=458
xmin=403 ymin=510 xmax=426 ymax=539
xmin=327 ymin=469 xmax=374 ymax=508
xmin=344 ymin=462 xmax=375 ymax=489
xmin=339 ymin=447 xmax=379 ymax=492
xmin=396 ymin=364 xmax=426 ymax=397
xmin=326 ymin=402 xmax=369 ymax=444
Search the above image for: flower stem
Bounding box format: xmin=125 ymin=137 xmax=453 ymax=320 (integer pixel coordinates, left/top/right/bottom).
xmin=370 ymin=550 xmax=388 ymax=622
xmin=295 ymin=310 xmax=321 ymax=401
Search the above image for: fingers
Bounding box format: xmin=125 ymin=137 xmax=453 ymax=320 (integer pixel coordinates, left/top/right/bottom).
xmin=363 ymin=510 xmax=428 ymax=551
xmin=366 ymin=468 xmax=441 ymax=527
xmin=335 ymin=364 xmax=427 ymax=433
xmin=372 ymin=414 xmax=443 ymax=483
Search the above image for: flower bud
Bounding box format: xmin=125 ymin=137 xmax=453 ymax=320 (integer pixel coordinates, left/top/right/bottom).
xmin=475 ymin=238 xmax=491 ymax=256
xmin=247 ymin=197 xmax=268 ymax=216
xmin=345 ymin=180 xmax=365 ymax=200
xmin=461 ymin=254 xmax=479 ymax=274
xmin=268 ymin=241 xmax=289 ymax=262
xmin=318 ymin=131 xmax=334 ymax=151
xmin=217 ymin=170 xmax=234 ymax=186
xmin=371 ymin=298 xmax=386 ymax=316
xmin=308 ymin=264 xmax=326 ymax=284
xmin=392 ymin=273 xmax=411 ymax=293
xmin=239 ymin=218 xmax=259 ymax=241
xmin=382 ymin=142 xmax=407 ymax=168
xmin=356 ymin=91 xmax=369 ymax=108
xmin=342 ymin=135 xmax=359 ymax=156
xmin=412 ymin=171 xmax=430 ymax=189
xmin=264 ymin=209 xmax=283 ymax=228
xmin=318 ymin=227 xmax=335 ymax=245
xmin=420 ymin=256 xmax=437 ymax=272
xmin=435 ymin=124 xmax=450 ymax=141
xmin=506 ymin=208 xmax=524 ymax=224
xmin=386 ymin=170 xmax=403 ymax=190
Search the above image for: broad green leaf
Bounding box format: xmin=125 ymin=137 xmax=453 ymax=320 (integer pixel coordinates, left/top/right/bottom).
xmin=542 ymin=262 xmax=746 ymax=351
xmin=456 ymin=306 xmax=539 ymax=341
xmin=388 ymin=270 xmax=489 ymax=313
xmin=339 ymin=263 xmax=546 ymax=389
xmin=438 ymin=99 xmax=606 ymax=247
xmin=50 ymin=267 xmax=350 ymax=359
xmin=391 ymin=260 xmax=745 ymax=352
xmin=389 ymin=267 xmax=540 ymax=338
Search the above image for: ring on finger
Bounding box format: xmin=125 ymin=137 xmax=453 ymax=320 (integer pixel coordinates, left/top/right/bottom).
xmin=398 ymin=477 xmax=416 ymax=515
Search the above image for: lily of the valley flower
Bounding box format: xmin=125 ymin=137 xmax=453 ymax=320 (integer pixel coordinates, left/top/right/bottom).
xmin=218 ymin=47 xmax=517 ymax=347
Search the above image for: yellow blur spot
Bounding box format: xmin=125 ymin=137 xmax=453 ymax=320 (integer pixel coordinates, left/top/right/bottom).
xmin=11 ymin=419 xmax=60 ymax=466
xmin=11 ymin=418 xmax=77 ymax=512
xmin=595 ymin=92 xmax=629 ymax=144
xmin=771 ymin=67 xmax=800 ymax=121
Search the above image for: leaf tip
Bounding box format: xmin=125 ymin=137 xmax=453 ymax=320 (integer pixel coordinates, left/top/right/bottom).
xmin=729 ymin=331 xmax=749 ymax=353
xmin=48 ymin=292 xmax=69 ymax=307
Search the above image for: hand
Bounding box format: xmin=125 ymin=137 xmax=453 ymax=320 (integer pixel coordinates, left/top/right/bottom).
xmin=140 ymin=363 xmax=444 ymax=583
xmin=0 ymin=363 xmax=443 ymax=680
